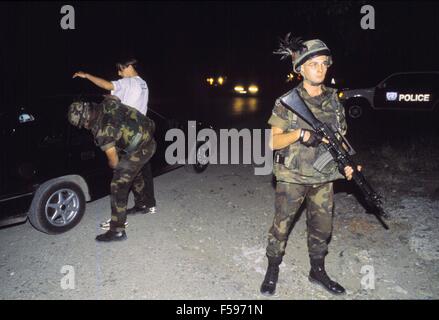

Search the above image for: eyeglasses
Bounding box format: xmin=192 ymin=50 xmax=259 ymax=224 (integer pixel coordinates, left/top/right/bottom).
xmin=303 ymin=61 xmax=331 ymax=69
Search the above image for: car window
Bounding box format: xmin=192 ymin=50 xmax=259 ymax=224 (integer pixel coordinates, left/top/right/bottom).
xmin=384 ymin=73 xmax=439 ymax=88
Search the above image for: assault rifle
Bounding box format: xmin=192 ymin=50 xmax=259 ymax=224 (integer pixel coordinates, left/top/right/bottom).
xmin=280 ymin=88 xmax=390 ymax=230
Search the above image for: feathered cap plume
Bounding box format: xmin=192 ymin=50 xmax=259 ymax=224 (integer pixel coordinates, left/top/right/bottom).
xmin=273 ymin=33 xmax=307 ymax=61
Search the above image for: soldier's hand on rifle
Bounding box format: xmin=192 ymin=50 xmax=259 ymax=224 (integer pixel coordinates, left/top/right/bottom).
xmin=72 ymin=71 xmax=88 ymax=79
xmin=299 ymin=129 xmax=328 ymax=147
xmin=344 ymin=165 xmax=362 ymax=180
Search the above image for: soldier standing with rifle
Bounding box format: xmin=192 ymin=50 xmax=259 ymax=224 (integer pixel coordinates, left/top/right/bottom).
xmin=260 ymin=34 xmax=362 ymax=296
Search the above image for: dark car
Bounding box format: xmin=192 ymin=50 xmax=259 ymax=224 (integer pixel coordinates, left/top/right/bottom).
xmin=0 ymin=95 xmax=211 ymax=234
xmin=340 ymin=72 xmax=439 ymax=119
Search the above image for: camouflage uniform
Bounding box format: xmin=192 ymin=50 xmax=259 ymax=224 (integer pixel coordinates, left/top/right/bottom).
xmin=266 ymin=81 xmax=347 ymax=260
xmin=89 ymin=97 xmax=156 ymax=232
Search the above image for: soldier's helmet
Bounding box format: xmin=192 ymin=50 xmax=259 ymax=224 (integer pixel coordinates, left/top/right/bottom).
xmin=293 ymin=39 xmax=331 ymax=73
xmin=274 ymin=34 xmax=332 ymax=73
xmin=67 ymin=101 xmax=91 ymax=129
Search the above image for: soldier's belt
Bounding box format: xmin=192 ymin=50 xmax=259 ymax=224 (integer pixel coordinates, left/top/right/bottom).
xmin=125 ymin=132 xmax=143 ymax=154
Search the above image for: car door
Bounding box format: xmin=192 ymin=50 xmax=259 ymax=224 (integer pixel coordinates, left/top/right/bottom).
xmin=374 ymin=73 xmax=406 ymax=110
xmin=67 ymin=122 xmax=112 ymax=199
xmin=32 ymin=95 xmax=112 ymax=202
xmin=374 ymin=73 xmax=437 ymax=111
xmin=403 ymin=73 xmax=438 ymax=111
xmin=0 ymin=108 xmax=37 ymax=225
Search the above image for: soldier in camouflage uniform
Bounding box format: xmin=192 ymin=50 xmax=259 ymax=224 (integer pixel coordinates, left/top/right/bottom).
xmin=67 ymin=95 xmax=156 ymax=242
xmin=260 ymin=34 xmax=359 ymax=296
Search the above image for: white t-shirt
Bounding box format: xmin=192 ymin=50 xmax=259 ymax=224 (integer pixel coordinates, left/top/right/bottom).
xmin=111 ymin=76 xmax=149 ymax=115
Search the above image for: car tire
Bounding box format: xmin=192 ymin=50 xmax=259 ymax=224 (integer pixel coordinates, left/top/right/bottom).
xmin=28 ymin=180 xmax=86 ymax=234
xmin=347 ymin=104 xmax=364 ymax=119
xmin=192 ymin=141 xmax=210 ymax=173
xmin=346 ymin=100 xmax=373 ymax=125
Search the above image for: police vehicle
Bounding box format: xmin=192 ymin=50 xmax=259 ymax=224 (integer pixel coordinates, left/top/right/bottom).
xmin=339 ymin=72 xmax=439 ymax=119
xmin=0 ymin=95 xmax=211 ymax=234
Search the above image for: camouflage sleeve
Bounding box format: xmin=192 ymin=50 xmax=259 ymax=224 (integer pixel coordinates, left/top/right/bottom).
xmin=267 ymin=98 xmax=291 ymax=131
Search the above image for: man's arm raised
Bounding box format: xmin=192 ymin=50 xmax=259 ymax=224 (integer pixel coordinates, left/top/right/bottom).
xmin=73 ymin=71 xmax=114 ymax=91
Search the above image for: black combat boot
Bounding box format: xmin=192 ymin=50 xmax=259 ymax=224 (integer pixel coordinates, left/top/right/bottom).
xmin=308 ymin=258 xmax=345 ymax=295
xmin=95 ymin=230 xmax=127 ymax=242
xmin=260 ymin=256 xmax=282 ymax=296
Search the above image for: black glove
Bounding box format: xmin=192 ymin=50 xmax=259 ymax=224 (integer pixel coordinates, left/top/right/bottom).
xmin=299 ymin=129 xmax=323 ymax=148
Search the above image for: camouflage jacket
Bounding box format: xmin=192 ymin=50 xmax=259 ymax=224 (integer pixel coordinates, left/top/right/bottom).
xmin=90 ymin=96 xmax=155 ymax=153
xmin=268 ymin=82 xmax=347 ymax=184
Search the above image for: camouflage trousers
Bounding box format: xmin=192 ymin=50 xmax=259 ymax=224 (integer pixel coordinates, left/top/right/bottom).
xmin=131 ymin=161 xmax=156 ymax=208
xmin=266 ymin=181 xmax=334 ymax=260
xmin=110 ymin=139 xmax=156 ymax=232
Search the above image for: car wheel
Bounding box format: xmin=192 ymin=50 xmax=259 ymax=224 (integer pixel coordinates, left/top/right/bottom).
xmin=28 ymin=181 xmax=86 ymax=234
xmin=193 ymin=141 xmax=210 ymax=173
xmin=348 ymin=104 xmax=363 ymax=119
xmin=346 ymin=100 xmax=372 ymax=121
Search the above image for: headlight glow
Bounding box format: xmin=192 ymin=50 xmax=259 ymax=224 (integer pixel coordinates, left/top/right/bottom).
xmin=218 ymin=77 xmax=224 ymax=85
xmin=234 ymin=85 xmax=245 ymax=92
xmin=248 ymin=85 xmax=259 ymax=93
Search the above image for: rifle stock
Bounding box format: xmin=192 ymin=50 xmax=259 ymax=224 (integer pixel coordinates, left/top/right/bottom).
xmin=280 ymin=89 xmax=322 ymax=128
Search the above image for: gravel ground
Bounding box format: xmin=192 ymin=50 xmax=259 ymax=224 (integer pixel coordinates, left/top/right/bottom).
xmin=1 ymin=163 xmax=438 ymax=300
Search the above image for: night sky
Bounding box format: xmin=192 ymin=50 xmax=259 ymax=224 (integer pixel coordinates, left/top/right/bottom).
xmin=1 ymin=1 xmax=439 ymax=107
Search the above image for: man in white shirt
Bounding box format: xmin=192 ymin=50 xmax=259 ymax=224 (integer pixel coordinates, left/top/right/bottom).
xmin=73 ymin=58 xmax=148 ymax=115
xmin=73 ymin=58 xmax=157 ymax=223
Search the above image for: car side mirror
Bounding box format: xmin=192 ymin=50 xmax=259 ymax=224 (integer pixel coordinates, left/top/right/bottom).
xmin=18 ymin=112 xmax=35 ymax=123
xmin=378 ymin=82 xmax=387 ymax=89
